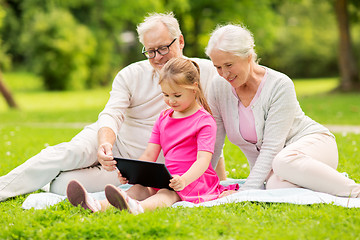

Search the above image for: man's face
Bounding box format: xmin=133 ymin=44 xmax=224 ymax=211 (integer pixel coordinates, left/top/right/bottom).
xmin=142 ymin=24 xmax=184 ymax=72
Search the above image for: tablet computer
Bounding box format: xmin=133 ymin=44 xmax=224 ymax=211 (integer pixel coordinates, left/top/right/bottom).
xmin=114 ymin=157 xmax=173 ymax=190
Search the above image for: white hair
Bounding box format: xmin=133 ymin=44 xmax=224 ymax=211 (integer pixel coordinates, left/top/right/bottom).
xmin=205 ymin=24 xmax=257 ymax=62
xmin=137 ymin=12 xmax=182 ymax=44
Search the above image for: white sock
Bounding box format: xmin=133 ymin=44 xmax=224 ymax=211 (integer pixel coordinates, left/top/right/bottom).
xmin=126 ymin=194 xmax=144 ymax=214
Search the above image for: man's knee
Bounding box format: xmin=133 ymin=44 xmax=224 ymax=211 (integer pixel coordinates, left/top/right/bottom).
xmin=50 ymin=166 xmax=120 ymax=196
xmin=41 ymin=141 xmax=97 ymax=171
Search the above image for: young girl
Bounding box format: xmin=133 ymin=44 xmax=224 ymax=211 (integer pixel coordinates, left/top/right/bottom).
xmin=66 ymin=58 xmax=238 ymax=214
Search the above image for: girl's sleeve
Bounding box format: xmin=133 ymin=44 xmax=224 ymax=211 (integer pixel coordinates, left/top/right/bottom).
xmin=148 ymin=115 xmax=161 ymax=145
xmin=197 ymin=115 xmax=217 ymax=154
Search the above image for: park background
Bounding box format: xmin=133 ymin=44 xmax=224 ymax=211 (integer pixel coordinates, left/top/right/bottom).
xmin=0 ymin=0 xmax=360 ymax=239
xmin=0 ymin=0 xmax=359 ymax=95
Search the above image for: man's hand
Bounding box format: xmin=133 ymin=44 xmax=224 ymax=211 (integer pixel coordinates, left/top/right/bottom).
xmin=97 ymin=142 xmax=117 ymax=171
xmin=169 ymin=175 xmax=186 ymax=191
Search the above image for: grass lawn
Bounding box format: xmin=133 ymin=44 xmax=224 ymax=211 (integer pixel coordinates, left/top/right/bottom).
xmin=1 ymin=73 xmax=360 ymax=239
xmin=294 ymin=78 xmax=360 ymax=125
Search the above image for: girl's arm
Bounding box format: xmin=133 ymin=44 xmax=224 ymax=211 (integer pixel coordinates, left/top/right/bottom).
xmin=169 ymin=151 xmax=212 ymax=191
xmin=138 ymin=143 xmax=161 ymax=162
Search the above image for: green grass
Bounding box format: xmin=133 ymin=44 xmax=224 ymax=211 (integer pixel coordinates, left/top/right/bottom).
xmin=293 ymin=77 xmax=360 ymax=125
xmin=1 ymin=72 xmax=111 ymax=124
xmin=1 ymin=71 xmax=44 ymax=92
xmin=293 ymin=77 xmax=338 ymax=97
xmin=1 ymin=72 xmax=360 ymax=239
xmin=1 ymin=201 xmax=360 ymax=239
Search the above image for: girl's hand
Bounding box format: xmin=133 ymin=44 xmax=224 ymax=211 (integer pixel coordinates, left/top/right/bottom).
xmin=169 ymin=175 xmax=186 ymax=191
xmin=117 ymin=170 xmax=129 ymax=184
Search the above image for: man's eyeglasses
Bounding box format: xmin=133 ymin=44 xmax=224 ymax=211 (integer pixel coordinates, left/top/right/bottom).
xmin=142 ymin=38 xmax=177 ymax=59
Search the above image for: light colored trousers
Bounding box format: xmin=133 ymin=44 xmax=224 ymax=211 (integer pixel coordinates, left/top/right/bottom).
xmin=0 ymin=123 xmax=123 ymax=201
xmin=266 ymin=133 xmax=360 ymax=198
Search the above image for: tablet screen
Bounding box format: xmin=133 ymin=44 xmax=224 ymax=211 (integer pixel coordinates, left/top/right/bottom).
xmin=114 ymin=157 xmax=173 ymax=190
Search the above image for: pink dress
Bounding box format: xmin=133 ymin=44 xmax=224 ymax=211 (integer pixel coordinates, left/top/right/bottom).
xmin=149 ymin=108 xmax=239 ymax=203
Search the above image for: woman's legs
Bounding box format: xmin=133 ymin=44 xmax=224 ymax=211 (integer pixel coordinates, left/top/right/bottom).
xmin=266 ymin=170 xmax=301 ymax=189
xmin=267 ymin=133 xmax=360 ymax=197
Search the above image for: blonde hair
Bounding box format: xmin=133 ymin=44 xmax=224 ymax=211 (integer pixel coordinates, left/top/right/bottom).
xmin=159 ymin=58 xmax=212 ymax=115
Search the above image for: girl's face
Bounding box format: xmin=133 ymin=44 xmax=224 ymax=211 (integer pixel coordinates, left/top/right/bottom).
xmin=209 ymin=49 xmax=251 ymax=89
xmin=160 ymin=82 xmax=198 ymax=116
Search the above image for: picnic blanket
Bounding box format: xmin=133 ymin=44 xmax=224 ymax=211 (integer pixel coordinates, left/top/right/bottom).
xmin=21 ymin=179 xmax=360 ymax=210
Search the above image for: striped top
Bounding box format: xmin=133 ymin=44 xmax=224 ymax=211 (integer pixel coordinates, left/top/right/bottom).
xmin=208 ymin=66 xmax=333 ymax=190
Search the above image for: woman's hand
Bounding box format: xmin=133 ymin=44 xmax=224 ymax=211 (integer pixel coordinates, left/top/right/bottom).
xmin=117 ymin=170 xmax=129 ymax=184
xmin=169 ymin=175 xmax=186 ymax=191
xmin=97 ymin=142 xmax=117 ymax=171
xmin=219 ymin=190 xmax=237 ymax=198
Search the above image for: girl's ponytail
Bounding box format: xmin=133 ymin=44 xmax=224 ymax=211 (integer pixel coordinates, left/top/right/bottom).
xmin=159 ymin=57 xmax=212 ymax=115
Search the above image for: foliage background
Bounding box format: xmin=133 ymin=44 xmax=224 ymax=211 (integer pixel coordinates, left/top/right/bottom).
xmin=0 ymin=0 xmax=359 ymax=90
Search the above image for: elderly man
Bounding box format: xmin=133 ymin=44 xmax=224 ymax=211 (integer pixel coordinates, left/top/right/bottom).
xmin=0 ymin=12 xmax=225 ymax=202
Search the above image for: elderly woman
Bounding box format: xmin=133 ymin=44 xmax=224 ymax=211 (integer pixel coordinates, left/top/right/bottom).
xmin=206 ymin=24 xmax=360 ymax=197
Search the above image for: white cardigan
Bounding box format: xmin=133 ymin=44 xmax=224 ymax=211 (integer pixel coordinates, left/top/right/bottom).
xmin=209 ymin=67 xmax=333 ymax=190
xmin=97 ymin=58 xmax=217 ymax=160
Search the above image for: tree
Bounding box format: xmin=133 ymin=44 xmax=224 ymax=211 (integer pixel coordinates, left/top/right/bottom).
xmin=21 ymin=8 xmax=97 ymax=90
xmin=0 ymin=73 xmax=18 ymax=109
xmin=4 ymin=0 xmax=164 ymax=89
xmin=334 ymin=0 xmax=360 ymax=91
xmin=0 ymin=1 xmax=17 ymax=108
xmin=165 ymin=0 xmax=281 ymax=59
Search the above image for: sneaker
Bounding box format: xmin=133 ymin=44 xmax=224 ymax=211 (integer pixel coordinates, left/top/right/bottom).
xmin=105 ymin=184 xmax=144 ymax=215
xmin=66 ymin=180 xmax=101 ymax=212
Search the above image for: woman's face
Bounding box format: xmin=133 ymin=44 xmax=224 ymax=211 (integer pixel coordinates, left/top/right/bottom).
xmin=209 ymin=49 xmax=251 ymax=88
